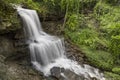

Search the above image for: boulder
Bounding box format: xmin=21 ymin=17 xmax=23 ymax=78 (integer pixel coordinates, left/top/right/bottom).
xmin=50 ymin=67 xmax=85 ymax=80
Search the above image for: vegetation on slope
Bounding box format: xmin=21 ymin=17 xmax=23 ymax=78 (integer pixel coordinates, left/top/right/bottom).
xmin=59 ymin=0 xmax=120 ymax=79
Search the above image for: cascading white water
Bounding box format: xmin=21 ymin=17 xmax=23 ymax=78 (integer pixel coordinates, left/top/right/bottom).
xmin=17 ymin=7 xmax=105 ymax=80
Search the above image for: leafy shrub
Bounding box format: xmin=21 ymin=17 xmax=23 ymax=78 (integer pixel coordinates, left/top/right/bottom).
xmin=94 ymin=1 xmax=120 ymax=28
xmin=112 ymin=67 xmax=120 ymax=74
xmin=66 ymin=27 xmax=108 ymax=50
xmin=66 ymin=28 xmax=98 ymax=46
xmin=66 ymin=14 xmax=79 ymax=31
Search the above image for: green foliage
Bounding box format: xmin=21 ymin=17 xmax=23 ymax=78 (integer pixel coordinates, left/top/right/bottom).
xmin=79 ymin=0 xmax=99 ymax=13
xmin=0 ymin=0 xmax=20 ymax=32
xmin=105 ymin=71 xmax=120 ymax=80
xmin=100 ymin=8 xmax=120 ymax=28
xmin=42 ymin=0 xmax=62 ymax=15
xmin=94 ymin=1 xmax=120 ymax=63
xmin=66 ymin=25 xmax=108 ymax=50
xmin=112 ymin=67 xmax=120 ymax=74
xmin=80 ymin=46 xmax=114 ymax=70
xmin=94 ymin=1 xmax=112 ymax=16
xmin=61 ymin=0 xmax=80 ymax=12
xmin=100 ymin=23 xmax=120 ymax=64
xmin=63 ymin=1 xmax=100 ymax=49
xmin=64 ymin=0 xmax=120 ymax=76
xmin=66 ymin=28 xmax=98 ymax=48
xmin=25 ymin=0 xmax=48 ymax=15
xmin=94 ymin=2 xmax=120 ymax=29
xmin=3 ymin=0 xmax=24 ymax=4
xmin=110 ymin=35 xmax=120 ymax=58
xmin=61 ymin=0 xmax=99 ymax=12
xmin=105 ymin=0 xmax=120 ymax=5
xmin=0 ymin=0 xmax=15 ymax=18
xmin=66 ymin=14 xmax=79 ymax=31
xmin=3 ymin=0 xmax=49 ymax=16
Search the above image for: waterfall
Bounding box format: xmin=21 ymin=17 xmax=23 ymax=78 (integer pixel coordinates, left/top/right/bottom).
xmin=17 ymin=7 xmax=105 ymax=80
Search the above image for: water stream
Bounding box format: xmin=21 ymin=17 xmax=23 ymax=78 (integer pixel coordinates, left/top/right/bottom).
xmin=17 ymin=7 xmax=105 ymax=80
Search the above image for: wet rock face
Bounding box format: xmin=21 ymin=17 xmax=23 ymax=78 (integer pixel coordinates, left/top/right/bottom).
xmin=0 ymin=33 xmax=44 ymax=80
xmin=0 ymin=36 xmax=15 ymax=57
xmin=42 ymin=21 xmax=64 ymax=36
xmin=0 ymin=27 xmax=59 ymax=80
xmin=0 ymin=29 xmax=30 ymax=80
